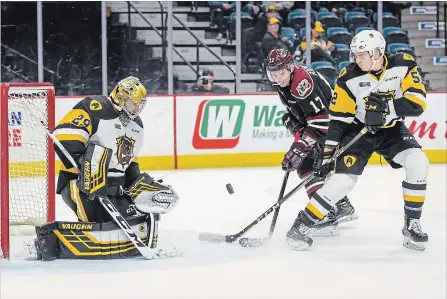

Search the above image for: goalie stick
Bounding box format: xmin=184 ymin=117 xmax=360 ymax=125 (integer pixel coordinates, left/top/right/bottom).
xmin=199 ymin=127 xmax=368 ymax=245
xmin=26 ymin=108 xmax=184 ymax=260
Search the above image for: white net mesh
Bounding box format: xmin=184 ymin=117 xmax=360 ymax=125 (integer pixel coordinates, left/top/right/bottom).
xmin=1 ymin=86 xmax=54 ymax=258
xmin=8 ymin=89 xmax=51 ymax=226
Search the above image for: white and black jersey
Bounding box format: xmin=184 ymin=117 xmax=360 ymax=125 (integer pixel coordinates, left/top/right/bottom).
xmin=54 ymin=96 xmax=144 ymax=193
xmin=327 ymin=52 xmax=426 ymax=146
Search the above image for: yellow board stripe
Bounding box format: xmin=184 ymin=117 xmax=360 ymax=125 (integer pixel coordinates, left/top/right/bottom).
xmin=306 ymin=202 xmax=325 ymax=219
xmin=6 ymin=150 xmax=447 ymax=179
xmin=404 ymin=194 xmax=425 ymax=203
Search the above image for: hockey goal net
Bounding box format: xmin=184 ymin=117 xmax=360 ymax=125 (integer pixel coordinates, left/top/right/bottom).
xmin=0 ymin=82 xmax=55 ymax=259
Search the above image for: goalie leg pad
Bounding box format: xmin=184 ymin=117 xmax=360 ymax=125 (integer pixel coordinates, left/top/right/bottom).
xmin=34 ymin=214 xmax=158 ymax=260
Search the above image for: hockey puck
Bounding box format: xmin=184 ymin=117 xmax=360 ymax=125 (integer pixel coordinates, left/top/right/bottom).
xmin=226 ymin=183 xmax=234 ymax=194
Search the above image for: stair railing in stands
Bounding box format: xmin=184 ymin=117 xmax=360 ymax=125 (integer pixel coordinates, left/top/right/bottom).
xmin=172 ymin=14 xmax=237 ymax=93
xmin=1 ymin=64 xmax=32 ymax=82
xmin=1 ymin=43 xmax=62 ymax=81
xmin=126 ymin=1 xmax=199 ymax=79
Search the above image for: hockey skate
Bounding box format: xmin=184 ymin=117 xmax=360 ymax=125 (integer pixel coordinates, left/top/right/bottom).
xmin=285 ymin=211 xmax=338 ymax=251
xmin=310 ymin=209 xmax=340 ymax=236
xmin=402 ymin=216 xmax=428 ymax=251
xmin=332 ymin=197 xmax=359 ymax=224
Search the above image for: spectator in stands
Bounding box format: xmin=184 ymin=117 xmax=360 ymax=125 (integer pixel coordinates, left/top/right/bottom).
xmin=190 ymin=68 xmax=230 ymax=94
xmin=208 ymin=1 xmax=235 ymax=40
xmin=261 ymin=17 xmax=292 ymax=58
xmin=251 ymin=4 xmax=278 ymax=42
xmin=298 ymin=21 xmax=336 ymax=65
xmin=270 ymin=2 xmax=294 ymax=26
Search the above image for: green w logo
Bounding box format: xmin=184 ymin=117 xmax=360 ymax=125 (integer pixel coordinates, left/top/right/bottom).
xmin=193 ymin=99 xmax=245 ymax=149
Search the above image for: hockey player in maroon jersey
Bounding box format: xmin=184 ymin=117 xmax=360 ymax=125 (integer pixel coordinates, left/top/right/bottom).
xmin=265 ymin=49 xmax=357 ymax=244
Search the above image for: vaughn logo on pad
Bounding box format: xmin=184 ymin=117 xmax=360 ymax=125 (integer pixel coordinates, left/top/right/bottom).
xmin=193 ymin=99 xmax=245 ymax=149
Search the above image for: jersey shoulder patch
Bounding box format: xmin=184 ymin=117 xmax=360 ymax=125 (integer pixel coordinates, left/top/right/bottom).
xmin=290 ymin=65 xmax=314 ymax=99
xmin=387 ymin=53 xmax=417 ymax=70
xmin=81 ymin=96 xmax=118 ymax=120
xmin=337 ymin=62 xmax=361 ymax=83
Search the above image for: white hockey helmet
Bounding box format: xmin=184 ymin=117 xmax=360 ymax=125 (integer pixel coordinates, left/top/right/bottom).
xmin=350 ymin=30 xmax=386 ymax=65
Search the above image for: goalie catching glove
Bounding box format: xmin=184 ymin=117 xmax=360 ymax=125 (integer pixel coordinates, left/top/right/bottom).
xmin=126 ymin=173 xmax=179 ymax=214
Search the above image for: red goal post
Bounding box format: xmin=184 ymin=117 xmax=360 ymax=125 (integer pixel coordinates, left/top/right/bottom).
xmin=0 ymin=82 xmax=56 ymax=259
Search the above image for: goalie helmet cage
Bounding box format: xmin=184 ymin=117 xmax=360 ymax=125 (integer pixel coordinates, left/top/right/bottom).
xmin=0 ymin=82 xmax=56 ymax=259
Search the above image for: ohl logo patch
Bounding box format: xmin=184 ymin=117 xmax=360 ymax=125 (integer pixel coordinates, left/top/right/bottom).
xmin=344 ymin=155 xmax=357 ymax=168
xmin=192 ymin=99 xmax=245 ymax=149
xmin=116 ymin=134 xmax=135 ymax=166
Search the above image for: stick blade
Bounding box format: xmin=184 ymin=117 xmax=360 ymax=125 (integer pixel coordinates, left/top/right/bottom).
xmin=198 ymin=232 xmax=228 ymax=243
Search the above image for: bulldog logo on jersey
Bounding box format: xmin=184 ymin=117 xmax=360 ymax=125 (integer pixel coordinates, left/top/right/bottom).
xmin=344 ymin=155 xmax=357 ymax=168
xmin=116 ymin=134 xmax=135 ymax=166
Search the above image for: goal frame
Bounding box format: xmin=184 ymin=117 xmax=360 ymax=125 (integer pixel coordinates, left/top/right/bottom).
xmin=0 ymin=82 xmax=56 ymax=259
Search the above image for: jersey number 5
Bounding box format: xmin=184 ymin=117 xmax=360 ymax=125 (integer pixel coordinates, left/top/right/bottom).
xmin=411 ymin=70 xmax=421 ymax=84
xmin=309 ymin=96 xmax=325 ymax=113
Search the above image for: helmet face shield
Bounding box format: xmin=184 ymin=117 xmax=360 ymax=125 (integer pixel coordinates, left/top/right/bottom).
xmin=350 ymin=30 xmax=386 ymax=70
xmin=267 ymin=68 xmax=291 ymax=86
xmin=266 ymin=48 xmax=293 ymax=85
xmin=110 ymin=76 xmax=148 ymax=119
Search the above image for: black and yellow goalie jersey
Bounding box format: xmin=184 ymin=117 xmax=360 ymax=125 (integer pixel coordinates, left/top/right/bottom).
xmin=326 ymin=52 xmax=426 ymax=145
xmin=54 ymin=96 xmax=144 ymax=194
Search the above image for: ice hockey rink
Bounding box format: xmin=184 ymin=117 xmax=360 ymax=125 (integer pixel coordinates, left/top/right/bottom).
xmin=1 ymin=164 xmax=446 ymax=299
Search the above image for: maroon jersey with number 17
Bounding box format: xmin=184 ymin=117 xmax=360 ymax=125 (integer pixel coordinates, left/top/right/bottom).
xmin=275 ymin=64 xmax=334 ymax=145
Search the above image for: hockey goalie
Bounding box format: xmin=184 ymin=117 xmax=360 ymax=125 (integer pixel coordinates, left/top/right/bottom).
xmin=33 ymin=77 xmax=180 ymax=261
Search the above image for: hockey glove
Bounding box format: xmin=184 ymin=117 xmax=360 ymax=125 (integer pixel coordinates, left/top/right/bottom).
xmin=282 ymin=140 xmax=312 ymax=171
xmin=281 ymin=113 xmax=304 ymax=136
xmin=313 ymin=142 xmax=336 ymax=178
xmin=364 ymin=93 xmax=390 ymax=134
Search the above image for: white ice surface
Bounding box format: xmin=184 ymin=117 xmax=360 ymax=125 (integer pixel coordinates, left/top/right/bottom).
xmin=1 ymin=165 xmax=446 ymax=299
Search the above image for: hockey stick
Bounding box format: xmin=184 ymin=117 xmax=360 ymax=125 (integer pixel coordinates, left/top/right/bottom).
xmin=238 ymin=171 xmax=290 ymax=248
xmin=27 ymin=108 xmax=184 ymax=260
xmin=199 ymin=127 xmax=368 ymax=244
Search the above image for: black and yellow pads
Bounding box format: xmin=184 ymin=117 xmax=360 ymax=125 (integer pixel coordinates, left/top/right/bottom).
xmin=78 ymin=143 xmax=113 ymax=197
xmin=35 ymin=215 xmax=153 ymax=260
xmin=127 ymin=173 xmax=157 ymax=200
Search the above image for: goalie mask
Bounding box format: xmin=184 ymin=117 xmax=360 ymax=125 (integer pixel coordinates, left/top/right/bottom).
xmin=110 ymin=76 xmax=148 ymax=126
xmin=127 ymin=173 xmax=179 ymax=214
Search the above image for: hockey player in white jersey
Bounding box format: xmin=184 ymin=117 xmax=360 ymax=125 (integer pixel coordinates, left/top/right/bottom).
xmin=34 ymin=77 xmax=180 ymax=260
xmin=287 ymin=30 xmax=429 ymax=251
